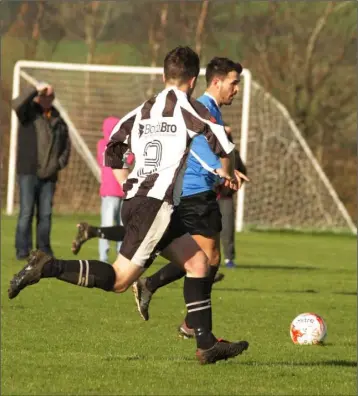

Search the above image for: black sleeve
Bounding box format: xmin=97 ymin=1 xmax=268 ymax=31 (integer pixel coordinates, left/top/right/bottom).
xmin=234 ymin=149 xmax=247 ymax=175
xmin=105 ymin=114 xmax=136 ymax=169
xmin=12 ymin=87 xmax=38 ymax=124
xmin=181 ymin=98 xmax=234 ymax=158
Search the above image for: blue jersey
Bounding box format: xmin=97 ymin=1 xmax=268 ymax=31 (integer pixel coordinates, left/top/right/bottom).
xmin=181 ymin=94 xmax=224 ymax=197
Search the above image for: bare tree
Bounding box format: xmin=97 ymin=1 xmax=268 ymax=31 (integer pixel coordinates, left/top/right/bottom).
xmin=240 ymin=2 xmax=356 ymax=158
xmin=48 ymin=2 xmax=118 ymax=65
xmin=43 ymin=2 xmax=120 ymax=125
xmin=4 ymin=1 xmax=46 ymax=59
xmin=148 ymin=2 xmax=169 ymax=68
xmin=142 ymin=2 xmax=168 ymax=96
xmin=195 ymin=0 xmax=209 ymax=57
xmin=238 ymin=1 xmax=356 ymax=217
xmin=0 ymin=2 xmax=22 ymax=35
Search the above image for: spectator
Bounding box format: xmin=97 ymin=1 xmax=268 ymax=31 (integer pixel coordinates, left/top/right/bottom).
xmin=218 ymin=126 xmax=247 ymax=268
xmin=97 ymin=117 xmax=124 ymax=262
xmin=12 ymin=82 xmax=71 ymax=260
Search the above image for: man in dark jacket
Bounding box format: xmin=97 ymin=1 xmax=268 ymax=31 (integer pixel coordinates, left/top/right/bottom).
xmin=218 ymin=127 xmax=247 ymax=268
xmin=12 ymin=82 xmax=71 ymax=259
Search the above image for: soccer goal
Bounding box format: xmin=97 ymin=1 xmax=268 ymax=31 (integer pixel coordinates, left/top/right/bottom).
xmin=7 ymin=60 xmax=356 ymax=234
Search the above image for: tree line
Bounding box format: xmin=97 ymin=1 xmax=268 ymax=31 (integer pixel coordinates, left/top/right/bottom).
xmin=1 ymin=0 xmax=356 ymax=218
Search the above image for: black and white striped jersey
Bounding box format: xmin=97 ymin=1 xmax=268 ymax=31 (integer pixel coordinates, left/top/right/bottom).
xmin=105 ymin=86 xmax=234 ymax=206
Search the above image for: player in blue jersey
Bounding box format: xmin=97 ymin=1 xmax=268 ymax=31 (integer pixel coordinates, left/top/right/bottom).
xmin=133 ymin=58 xmax=248 ymax=337
xmin=71 ymin=57 xmax=248 ymax=337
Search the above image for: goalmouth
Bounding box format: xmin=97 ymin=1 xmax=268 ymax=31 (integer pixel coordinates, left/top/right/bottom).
xmin=7 ymin=60 xmax=356 ymax=234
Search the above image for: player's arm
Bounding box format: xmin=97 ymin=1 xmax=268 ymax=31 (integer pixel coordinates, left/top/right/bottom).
xmin=182 ymin=98 xmax=239 ymax=186
xmin=220 ymin=156 xmax=231 ymax=174
xmin=113 ymin=169 xmax=129 ymax=185
xmin=185 ymin=98 xmax=234 ymax=158
xmin=219 ymin=122 xmax=236 ymax=176
xmin=104 ymin=107 xmax=139 ymax=173
xmin=234 ymin=148 xmax=247 ymax=175
xmin=112 ymin=149 xmax=135 ymax=185
xmin=221 ymin=123 xmax=249 ymax=186
xmin=190 ymin=135 xmax=222 ymax=172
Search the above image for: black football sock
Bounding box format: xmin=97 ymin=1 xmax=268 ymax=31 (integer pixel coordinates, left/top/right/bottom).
xmin=185 ymin=265 xmax=219 ymax=329
xmin=208 ymin=265 xmax=219 ymax=294
xmin=145 ymin=262 xmax=185 ymax=294
xmin=184 ymin=276 xmax=217 ymax=350
xmin=91 ymin=225 xmax=126 ymax=242
xmin=42 ymin=259 xmax=116 ymax=291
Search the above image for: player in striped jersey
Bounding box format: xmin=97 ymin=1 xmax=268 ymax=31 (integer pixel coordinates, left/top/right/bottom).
xmin=70 ymin=58 xmax=248 ymax=340
xmin=133 ymin=57 xmax=248 ymax=337
xmin=8 ymin=47 xmax=249 ymax=364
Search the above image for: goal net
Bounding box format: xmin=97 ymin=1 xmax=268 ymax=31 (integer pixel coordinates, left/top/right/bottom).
xmin=6 ymin=61 xmax=356 ymax=234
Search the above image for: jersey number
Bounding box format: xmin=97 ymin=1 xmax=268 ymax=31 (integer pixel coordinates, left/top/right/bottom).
xmin=138 ymin=140 xmax=162 ymax=177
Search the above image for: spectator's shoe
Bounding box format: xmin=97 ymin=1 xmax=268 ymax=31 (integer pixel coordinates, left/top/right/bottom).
xmin=178 ymin=321 xmax=196 ymax=339
xmin=72 ymin=222 xmax=93 ymax=255
xmin=196 ymin=339 xmax=249 ymax=365
xmin=132 ymin=278 xmax=153 ymax=321
xmin=8 ymin=250 xmax=52 ymax=299
xmin=213 ymin=272 xmax=225 ymax=284
xmin=225 ymin=259 xmax=236 ymax=269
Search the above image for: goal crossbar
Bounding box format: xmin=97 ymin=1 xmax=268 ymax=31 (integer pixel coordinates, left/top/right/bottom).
xmin=6 ymin=60 xmax=252 ymax=229
xmin=6 ymin=60 xmax=356 ymax=235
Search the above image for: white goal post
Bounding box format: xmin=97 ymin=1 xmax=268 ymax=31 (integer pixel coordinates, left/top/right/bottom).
xmin=6 ymin=60 xmax=356 ymax=234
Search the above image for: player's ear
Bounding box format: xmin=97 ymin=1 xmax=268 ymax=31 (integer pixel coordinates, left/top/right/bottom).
xmin=213 ymin=76 xmax=222 ymax=90
xmin=189 ymin=76 xmax=197 ymax=90
xmin=162 ymin=73 xmax=166 ymax=83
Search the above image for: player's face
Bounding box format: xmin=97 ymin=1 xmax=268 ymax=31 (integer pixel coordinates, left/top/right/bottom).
xmin=218 ymin=71 xmax=240 ymax=106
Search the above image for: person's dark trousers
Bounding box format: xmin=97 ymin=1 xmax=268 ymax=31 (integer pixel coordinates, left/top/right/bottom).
xmin=15 ymin=174 xmax=56 ymax=259
xmin=218 ymin=197 xmax=236 ymax=261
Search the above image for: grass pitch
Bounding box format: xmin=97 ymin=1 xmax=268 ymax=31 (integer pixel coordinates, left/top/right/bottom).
xmin=1 ymin=215 xmax=356 ymax=395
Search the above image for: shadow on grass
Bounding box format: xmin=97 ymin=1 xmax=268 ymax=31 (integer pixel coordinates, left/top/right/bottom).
xmin=151 ymin=262 xmax=319 ymax=271
xmin=167 ymin=284 xmax=356 ymax=296
xmin=102 ymin=356 xmax=357 ymax=367
xmin=237 ymin=360 xmax=357 ymax=368
xmin=237 ymin=264 xmax=318 ymax=271
xmin=333 ymin=291 xmax=357 ymax=296
xmin=211 ymin=287 xmax=320 ymax=294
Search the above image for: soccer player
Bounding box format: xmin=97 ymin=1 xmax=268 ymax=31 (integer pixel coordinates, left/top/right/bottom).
xmin=70 ymin=58 xmax=247 ymax=339
xmin=8 ymin=47 xmax=249 ymax=364
xmin=218 ymin=125 xmax=248 ymax=268
xmin=134 ymin=57 xmax=247 ymax=337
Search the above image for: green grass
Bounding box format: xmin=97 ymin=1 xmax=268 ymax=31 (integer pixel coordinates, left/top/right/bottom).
xmin=1 ymin=215 xmax=356 ymax=395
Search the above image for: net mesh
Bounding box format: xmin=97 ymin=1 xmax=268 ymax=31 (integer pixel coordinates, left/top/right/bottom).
xmin=13 ymin=66 xmax=354 ymax=231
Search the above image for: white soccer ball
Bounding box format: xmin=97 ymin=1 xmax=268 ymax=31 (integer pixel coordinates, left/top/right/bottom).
xmin=290 ymin=312 xmax=327 ymax=345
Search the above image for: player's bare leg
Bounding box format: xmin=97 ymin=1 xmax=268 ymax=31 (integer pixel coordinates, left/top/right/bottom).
xmin=133 ymin=233 xmax=223 ymax=327
xmin=178 ymin=233 xmax=221 ymax=338
xmin=159 ymin=233 xmax=248 ymax=364
xmin=8 ymin=249 xmax=144 ymax=300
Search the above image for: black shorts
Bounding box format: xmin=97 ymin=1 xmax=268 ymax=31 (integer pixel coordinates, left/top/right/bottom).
xmin=120 ymin=196 xmax=187 ymax=268
xmin=178 ymin=190 xmax=222 ymax=238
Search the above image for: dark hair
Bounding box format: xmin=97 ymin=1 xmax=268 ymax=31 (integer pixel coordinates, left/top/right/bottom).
xmin=164 ymin=46 xmax=200 ymax=83
xmin=205 ymin=57 xmax=243 ymax=85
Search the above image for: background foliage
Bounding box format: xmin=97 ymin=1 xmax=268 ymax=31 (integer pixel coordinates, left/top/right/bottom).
xmin=1 ymin=0 xmax=356 ymax=218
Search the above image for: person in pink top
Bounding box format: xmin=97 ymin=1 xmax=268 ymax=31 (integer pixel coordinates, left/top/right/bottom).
xmin=97 ymin=117 xmax=124 ymax=262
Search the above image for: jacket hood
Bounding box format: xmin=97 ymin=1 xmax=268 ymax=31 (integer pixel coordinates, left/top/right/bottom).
xmin=102 ymin=116 xmax=120 ymax=140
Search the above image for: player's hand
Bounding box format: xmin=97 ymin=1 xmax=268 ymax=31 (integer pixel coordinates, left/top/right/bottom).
xmin=234 ymin=170 xmax=250 ymax=188
xmin=215 ymin=168 xmax=239 ymax=191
